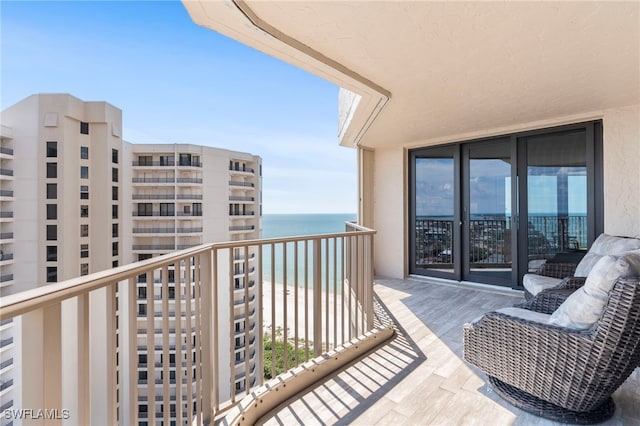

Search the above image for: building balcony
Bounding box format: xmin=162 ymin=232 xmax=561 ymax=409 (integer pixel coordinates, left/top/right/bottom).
xmin=228 ymin=165 xmax=255 ymax=175
xmin=229 ymin=225 xmax=255 ymax=233
xmin=229 ymin=211 xmax=255 ymax=217
xmin=132 ymin=177 xmax=175 ymax=184
xmin=176 ymin=178 xmax=203 ymax=187
xmin=228 ymin=180 xmax=255 ymax=189
xmin=0 ymin=169 xmax=14 ymax=180
xmin=132 ymin=194 xmax=176 ymax=200
xmin=0 ymin=232 xmax=14 ymax=242
xmin=0 ymin=189 xmax=13 ymax=200
xmin=132 ymin=160 xmax=175 ymax=167
xmin=229 ymin=195 xmax=255 ymax=203
xmin=0 ymin=223 xmax=376 ymax=424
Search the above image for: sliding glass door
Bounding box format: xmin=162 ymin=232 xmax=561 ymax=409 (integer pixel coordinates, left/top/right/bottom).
xmin=411 ymin=146 xmax=459 ymax=279
xmin=463 ymin=139 xmax=515 ymax=285
xmin=409 ymin=121 xmax=602 ymax=289
xmin=519 ymin=128 xmax=591 ymax=275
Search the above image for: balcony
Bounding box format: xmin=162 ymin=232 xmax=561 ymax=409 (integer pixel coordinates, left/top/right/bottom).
xmin=0 ymin=223 xmax=376 ymax=424
xmin=132 ymin=160 xmax=175 ymax=167
xmin=228 ymin=180 xmax=254 ymax=188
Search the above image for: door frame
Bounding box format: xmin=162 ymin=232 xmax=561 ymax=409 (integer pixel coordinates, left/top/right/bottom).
xmin=408 ymin=120 xmax=603 ymax=289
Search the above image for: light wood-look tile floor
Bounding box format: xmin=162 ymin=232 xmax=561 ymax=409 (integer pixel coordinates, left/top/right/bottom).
xmin=257 ymin=277 xmax=640 ymax=426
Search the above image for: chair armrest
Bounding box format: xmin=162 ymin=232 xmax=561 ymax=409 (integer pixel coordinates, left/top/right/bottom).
xmin=516 ymin=290 xmax=569 ymax=314
xmin=553 ymin=276 xmax=586 ymax=291
xmin=517 ymin=277 xmax=586 ymax=313
xmin=537 ymin=262 xmax=577 ymax=279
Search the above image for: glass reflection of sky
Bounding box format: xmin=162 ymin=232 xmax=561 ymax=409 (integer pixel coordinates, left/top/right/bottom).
xmin=416 ymin=160 xmax=588 ymax=217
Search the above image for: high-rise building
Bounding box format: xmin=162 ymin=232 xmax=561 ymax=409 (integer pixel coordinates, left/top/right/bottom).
xmin=0 ymin=124 xmax=19 ymax=426
xmin=0 ymin=94 xmax=262 ymax=425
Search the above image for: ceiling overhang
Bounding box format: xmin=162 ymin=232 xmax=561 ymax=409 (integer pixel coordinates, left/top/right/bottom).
xmin=183 ymin=1 xmax=640 ymax=149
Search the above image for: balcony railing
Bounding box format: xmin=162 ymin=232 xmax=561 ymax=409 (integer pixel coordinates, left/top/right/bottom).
xmin=229 ymin=225 xmax=255 ymax=231
xmin=0 ymin=211 xmax=14 ymax=218
xmin=0 ymin=146 xmax=13 ymax=155
xmin=132 ymin=177 xmax=175 ymax=183
xmin=416 ymin=215 xmax=587 ymax=268
xmin=0 ymin=223 xmax=377 ymax=424
xmin=0 ymin=168 xmax=14 ymax=177
xmin=228 ymin=180 xmax=254 ymax=188
xmin=229 ymin=196 xmax=255 ymax=202
xmin=229 ymin=165 xmax=255 ymax=173
xmin=0 ymin=232 xmax=14 ymax=240
xmin=132 ymin=194 xmax=176 ymax=200
xmin=0 ymin=189 xmax=14 ymax=197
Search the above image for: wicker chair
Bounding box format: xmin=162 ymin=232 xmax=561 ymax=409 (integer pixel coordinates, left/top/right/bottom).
xmin=463 ymin=276 xmax=640 ymax=424
xmin=523 ymin=234 xmax=640 ymax=300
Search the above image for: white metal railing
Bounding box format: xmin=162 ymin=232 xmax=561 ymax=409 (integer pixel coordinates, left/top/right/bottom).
xmin=0 ymin=222 xmax=376 ymax=425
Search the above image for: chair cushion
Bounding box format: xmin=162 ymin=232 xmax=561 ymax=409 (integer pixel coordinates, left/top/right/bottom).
xmin=523 ymin=273 xmax=563 ymax=296
xmin=495 ymin=307 xmax=551 ymax=324
xmin=550 ymin=251 xmax=640 ymax=330
xmin=574 ymin=234 xmax=640 ymax=277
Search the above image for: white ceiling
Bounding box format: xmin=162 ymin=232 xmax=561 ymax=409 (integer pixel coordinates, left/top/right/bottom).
xmin=185 ymin=1 xmax=640 ymax=149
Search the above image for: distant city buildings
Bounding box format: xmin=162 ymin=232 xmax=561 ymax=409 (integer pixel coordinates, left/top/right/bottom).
xmin=0 ymin=94 xmax=262 ymax=425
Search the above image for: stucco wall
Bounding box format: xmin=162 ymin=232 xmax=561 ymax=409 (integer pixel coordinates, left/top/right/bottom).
xmin=371 ymin=146 xmax=405 ymax=279
xmin=602 ymin=104 xmax=640 ymax=238
xmin=370 ymin=104 xmax=640 ymax=280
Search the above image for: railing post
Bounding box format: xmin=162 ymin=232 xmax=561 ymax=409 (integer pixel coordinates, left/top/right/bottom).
xmin=199 ymin=251 xmax=213 ymax=423
xmin=313 ymin=239 xmax=322 ymax=357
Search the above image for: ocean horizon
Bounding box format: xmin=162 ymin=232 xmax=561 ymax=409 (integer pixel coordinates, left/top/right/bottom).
xmin=262 ymin=213 xmax=357 ymax=238
xmin=260 ymin=213 xmax=356 ymax=287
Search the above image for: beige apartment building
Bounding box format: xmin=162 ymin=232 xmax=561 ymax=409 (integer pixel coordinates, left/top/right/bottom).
xmin=0 ymin=94 xmax=262 ymax=425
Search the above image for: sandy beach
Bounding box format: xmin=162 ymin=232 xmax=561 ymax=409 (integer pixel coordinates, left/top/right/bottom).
xmin=261 ymin=281 xmax=346 ymax=350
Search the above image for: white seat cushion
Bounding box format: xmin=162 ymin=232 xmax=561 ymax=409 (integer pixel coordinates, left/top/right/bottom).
xmin=550 ymin=251 xmax=640 ymax=330
xmin=574 ymin=234 xmax=640 ymax=277
xmin=523 ymin=273 xmax=563 ymax=296
xmin=495 ymin=307 xmax=551 ymax=325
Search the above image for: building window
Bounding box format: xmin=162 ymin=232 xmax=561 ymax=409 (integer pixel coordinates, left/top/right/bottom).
xmin=46 ymin=225 xmax=56 ymax=241
xmin=80 ymin=122 xmax=89 ymax=134
xmin=81 ymin=166 xmax=89 ymax=179
xmin=112 ymin=242 xmax=118 ymax=256
xmin=112 ymin=186 xmax=118 ymax=201
xmin=112 ymin=223 xmax=118 ymax=238
xmin=179 ymin=153 xmax=191 ymax=166
xmin=46 ymin=246 xmax=57 ymax=261
xmin=46 ymin=141 xmax=57 ymax=157
xmin=80 ymin=263 xmax=89 ymax=276
xmin=80 ymin=146 xmax=89 ymax=159
xmin=46 ymin=267 xmax=57 ymax=283
xmin=81 ymin=205 xmax=89 ymax=217
xmin=137 ymin=286 xmax=146 ymax=299
xmin=112 ymin=167 xmax=118 ymax=182
xmin=138 ymin=304 xmax=146 ymax=316
xmin=193 ymin=203 xmax=202 ymax=216
xmin=112 ymin=149 xmax=118 ymax=163
xmin=80 ymin=185 xmax=89 ymax=200
xmin=112 ymin=205 xmax=118 ymax=219
xmin=112 ymin=260 xmax=118 ymax=267
xmin=80 ymin=224 xmax=89 ymax=237
xmin=80 ymin=244 xmax=89 ymax=258
xmin=138 ymin=354 xmax=147 ymax=365
xmin=46 ymin=204 xmax=57 ymax=220
xmin=46 ymin=162 xmax=57 ymax=178
xmin=137 ymin=203 xmax=152 ymax=216
xmin=160 ymin=155 xmax=173 ymax=166
xmin=160 ymin=203 xmax=174 ymax=216
xmin=46 ymin=183 xmax=57 ymax=199
xmin=138 ymin=155 xmax=152 ymax=166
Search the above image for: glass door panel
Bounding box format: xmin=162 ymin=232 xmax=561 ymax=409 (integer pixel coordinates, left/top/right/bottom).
xmin=412 ymin=147 xmax=457 ymax=277
xmin=464 ymin=140 xmax=514 ymax=285
xmin=523 ymin=130 xmax=587 ymax=273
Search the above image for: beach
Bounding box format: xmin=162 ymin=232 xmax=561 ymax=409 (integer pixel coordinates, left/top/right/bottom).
xmin=261 ymin=280 xmax=346 ymax=350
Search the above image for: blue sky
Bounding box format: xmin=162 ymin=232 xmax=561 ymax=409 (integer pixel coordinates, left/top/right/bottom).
xmin=1 ymin=0 xmax=356 ymax=214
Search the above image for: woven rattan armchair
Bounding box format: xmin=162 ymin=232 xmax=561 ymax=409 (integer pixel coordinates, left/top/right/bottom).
xmin=463 ymin=276 xmax=640 ymax=424
xmin=524 ymin=262 xmax=580 ymax=299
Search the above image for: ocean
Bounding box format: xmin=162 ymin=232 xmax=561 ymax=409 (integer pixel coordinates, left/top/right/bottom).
xmin=262 ymin=213 xmax=357 ymax=238
xmin=260 ymin=213 xmax=357 ymax=285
